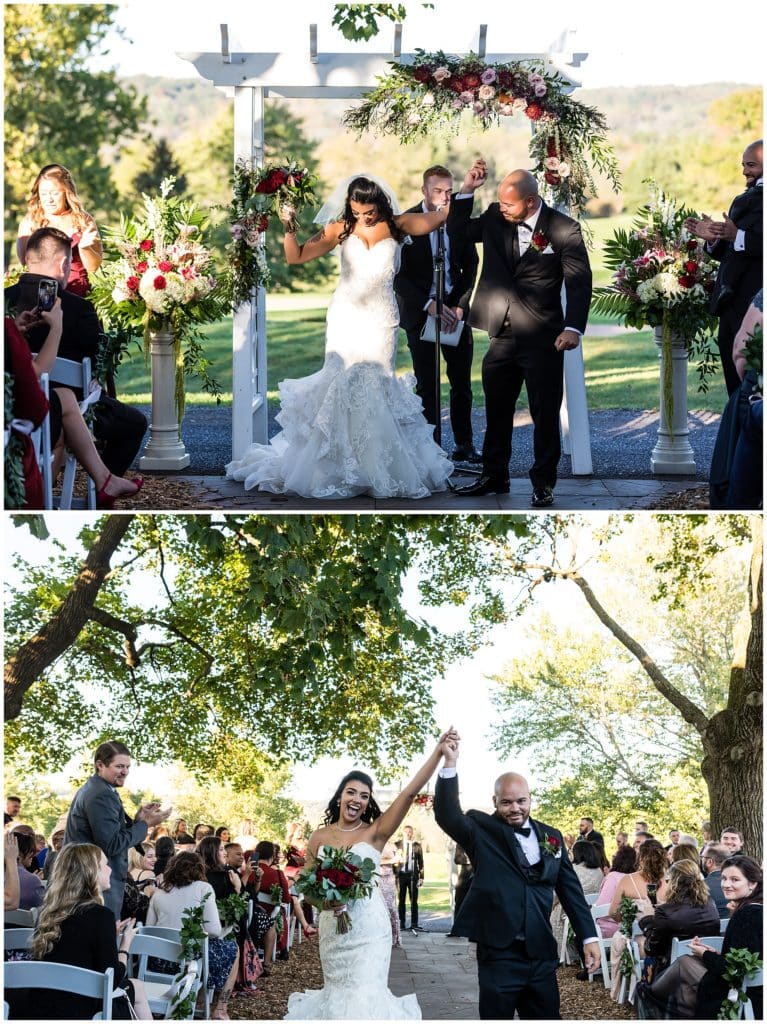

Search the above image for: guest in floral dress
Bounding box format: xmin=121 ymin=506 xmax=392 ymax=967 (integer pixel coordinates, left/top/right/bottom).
xmin=380 ymin=840 xmax=402 ymax=947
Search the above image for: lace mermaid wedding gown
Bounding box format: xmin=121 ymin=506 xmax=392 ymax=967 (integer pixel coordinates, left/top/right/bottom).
xmin=225 ymin=235 xmax=453 ymax=498
xmin=284 ymin=842 xmax=421 ymax=1020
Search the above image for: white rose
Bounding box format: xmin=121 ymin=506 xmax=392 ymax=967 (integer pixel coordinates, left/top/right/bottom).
xmin=478 ymin=85 xmax=495 ymax=101
xmin=407 ymin=111 xmax=421 ymax=125
xmin=499 ymin=104 xmax=514 ymax=116
xmin=422 ymin=92 xmax=435 ymax=107
xmin=557 ymin=161 xmax=571 ymax=178
xmin=512 ymin=97 xmax=527 ymax=113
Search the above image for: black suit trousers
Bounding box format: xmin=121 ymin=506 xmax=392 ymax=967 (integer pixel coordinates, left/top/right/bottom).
xmin=406 ymin=321 xmax=474 ymax=444
xmin=481 ymin=334 xmax=564 ymax=487
xmin=398 ymin=869 xmax=419 ymax=926
xmin=717 ymin=306 xmax=745 ymax=396
xmin=477 ymin=944 xmax=561 ymax=1020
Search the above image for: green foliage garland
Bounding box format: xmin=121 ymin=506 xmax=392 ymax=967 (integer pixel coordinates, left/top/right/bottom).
xmin=618 ymin=895 xmax=640 ymax=980
xmin=718 ymin=948 xmax=763 ymax=1020
xmin=343 ymin=49 xmax=620 ymax=216
xmin=216 ymin=891 xmax=249 ymax=929
xmin=169 ymin=898 xmax=208 ymax=1020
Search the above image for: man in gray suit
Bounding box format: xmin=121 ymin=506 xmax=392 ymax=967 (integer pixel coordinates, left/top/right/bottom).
xmin=63 ymin=740 xmax=170 ymax=917
xmin=702 ymin=843 xmax=730 ymax=917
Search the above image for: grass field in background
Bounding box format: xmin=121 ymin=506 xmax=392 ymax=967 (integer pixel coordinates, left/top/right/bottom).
xmin=114 ymin=306 xmax=727 ymax=413
xmin=112 ymin=212 xmax=726 ymax=413
xmin=414 ymin=853 xmax=452 ymax=918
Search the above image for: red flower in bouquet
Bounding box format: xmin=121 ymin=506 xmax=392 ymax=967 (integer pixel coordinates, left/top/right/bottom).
xmin=136 ymin=261 xmax=148 ymax=274
xmin=126 ymin=276 xmax=140 ymax=291
xmin=412 ymin=65 xmax=433 ymax=83
xmin=140 ymin=239 xmax=153 ymax=252
xmin=684 ymin=260 xmax=698 ymax=274
xmin=294 ymin=846 xmax=378 ymax=934
xmin=158 ymin=259 xmax=173 ymax=272
xmin=153 ymin=274 xmax=167 ymax=290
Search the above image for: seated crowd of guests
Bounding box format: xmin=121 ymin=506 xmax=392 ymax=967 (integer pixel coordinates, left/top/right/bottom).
xmin=4 ymin=812 xmax=316 ymax=1021
xmin=548 ymin=818 xmax=762 ymax=1019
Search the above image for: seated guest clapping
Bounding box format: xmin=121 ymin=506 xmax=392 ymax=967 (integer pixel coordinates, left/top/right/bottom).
xmin=18 ymin=843 xmax=151 ymax=1019
xmin=223 ymin=841 xmax=277 ymax=972
xmin=639 ymin=855 xmax=762 ymax=1018
xmin=146 ymin=850 xmax=238 ymax=1020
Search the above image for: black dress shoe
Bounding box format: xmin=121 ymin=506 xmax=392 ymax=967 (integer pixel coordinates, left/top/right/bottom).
xmin=531 ymin=486 xmax=554 ymax=507
xmin=450 ymin=444 xmax=483 ymax=464
xmin=455 ymin=474 xmax=510 ymax=496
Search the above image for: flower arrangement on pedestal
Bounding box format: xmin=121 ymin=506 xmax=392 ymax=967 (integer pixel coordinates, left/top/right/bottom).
xmin=90 ymin=177 xmax=226 ymax=422
xmin=592 ymin=183 xmax=720 ymax=425
xmin=227 ymin=160 xmax=319 ymax=308
xmin=343 ymin=50 xmax=620 ymax=216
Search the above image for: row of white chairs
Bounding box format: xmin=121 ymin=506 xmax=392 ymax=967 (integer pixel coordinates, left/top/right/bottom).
xmin=3 ymin=923 xmax=209 ymax=1020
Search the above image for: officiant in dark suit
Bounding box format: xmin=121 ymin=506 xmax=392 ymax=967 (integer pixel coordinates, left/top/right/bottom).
xmin=394 ymin=163 xmax=481 ymax=463
xmin=684 ymin=139 xmax=763 ymax=394
xmin=434 ymin=744 xmax=600 ymax=1019
xmin=453 ymin=169 xmax=592 ymax=507
xmin=395 ymin=824 xmax=425 ymax=930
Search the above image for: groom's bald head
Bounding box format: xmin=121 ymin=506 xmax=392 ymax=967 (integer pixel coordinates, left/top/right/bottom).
xmin=493 ymin=773 xmax=531 ymax=826
xmin=497 ymin=171 xmax=541 ymax=223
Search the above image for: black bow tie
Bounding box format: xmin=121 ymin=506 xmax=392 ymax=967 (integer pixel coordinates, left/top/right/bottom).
xmin=518 ymin=222 xmax=533 ymax=232
xmin=512 ymin=825 xmax=532 ymax=837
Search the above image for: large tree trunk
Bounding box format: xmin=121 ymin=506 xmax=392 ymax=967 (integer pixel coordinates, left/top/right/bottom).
xmin=701 ymin=529 xmax=763 ymax=858
xmin=4 ymin=515 xmax=134 ymax=719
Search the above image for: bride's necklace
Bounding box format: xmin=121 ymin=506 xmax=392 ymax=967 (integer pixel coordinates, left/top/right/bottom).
xmin=335 ymin=821 xmax=364 ymax=833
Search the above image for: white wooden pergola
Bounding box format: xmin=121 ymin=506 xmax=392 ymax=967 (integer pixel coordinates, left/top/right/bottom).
xmin=179 ymin=24 xmax=593 ymax=473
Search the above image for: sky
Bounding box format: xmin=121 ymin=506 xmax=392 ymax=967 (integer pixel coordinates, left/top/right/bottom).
xmin=90 ymin=0 xmax=764 ymax=89
xmin=4 ymin=514 xmax=604 ymax=809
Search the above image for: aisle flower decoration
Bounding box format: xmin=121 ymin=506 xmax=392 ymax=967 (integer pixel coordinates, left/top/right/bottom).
xmin=90 ymin=177 xmax=226 ymax=424
xmin=717 ymin=948 xmax=763 ymax=1019
xmin=294 ymin=845 xmax=378 ymax=934
xmin=227 ymin=159 xmax=319 ymax=308
xmin=343 ymin=50 xmax=620 ymax=215
xmin=592 ymin=182 xmax=719 ymax=427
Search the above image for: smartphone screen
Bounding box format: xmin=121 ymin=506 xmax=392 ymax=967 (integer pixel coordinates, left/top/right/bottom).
xmin=37 ymin=278 xmax=58 ymax=312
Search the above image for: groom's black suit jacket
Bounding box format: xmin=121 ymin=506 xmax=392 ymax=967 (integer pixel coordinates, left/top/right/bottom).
xmin=456 ymin=200 xmax=592 ymax=343
xmin=708 ymin=183 xmax=763 ymax=320
xmin=394 ymin=196 xmax=479 ymax=330
xmin=435 ymin=774 xmax=594 ymax=960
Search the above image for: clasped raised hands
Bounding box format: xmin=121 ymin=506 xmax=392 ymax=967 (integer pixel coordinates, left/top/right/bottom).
xmin=437 ymin=726 xmax=460 ymax=764
xmin=461 ymin=157 xmax=488 ymax=193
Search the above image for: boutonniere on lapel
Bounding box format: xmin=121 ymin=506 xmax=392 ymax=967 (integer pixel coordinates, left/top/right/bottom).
xmin=539 ymin=832 xmax=562 ymax=858
xmin=529 ymin=230 xmax=551 ymax=254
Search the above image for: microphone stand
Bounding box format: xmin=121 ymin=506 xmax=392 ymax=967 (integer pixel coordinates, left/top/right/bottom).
xmin=433 ymin=219 xmax=446 ymax=449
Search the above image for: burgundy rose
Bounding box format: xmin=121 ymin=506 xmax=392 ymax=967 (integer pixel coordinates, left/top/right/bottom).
xmin=463 ymin=73 xmax=481 ymax=89
xmin=678 ymin=274 xmax=696 ymax=288
xmin=126 ymin=275 xmax=140 ymax=291
xmin=158 ymin=259 xmax=173 ymax=272
xmin=413 ymin=66 xmax=433 ymax=83
xmin=269 ymin=169 xmax=289 ymax=189
xmin=497 ymin=70 xmax=514 ymax=88
xmin=686 ymin=239 xmax=698 ymax=251
xmin=544 ymin=170 xmax=561 ymax=185
xmin=255 ymin=179 xmax=270 ymax=193
xmin=257 ymin=214 xmax=269 ymax=232
xmin=684 ymin=260 xmax=697 ymax=274
xmin=546 ymin=137 xmax=559 ymax=158
xmin=548 ymin=836 xmax=560 ymax=848
xmin=153 ymin=274 xmax=167 ymax=290
xmin=448 ymin=76 xmax=465 ymax=93
xmin=525 ymin=103 xmax=544 ymax=121
xmin=703 ymin=279 xmax=715 ymax=292
xmin=140 ymin=239 xmax=153 ymax=252
xmin=532 ymin=231 xmax=548 ymax=250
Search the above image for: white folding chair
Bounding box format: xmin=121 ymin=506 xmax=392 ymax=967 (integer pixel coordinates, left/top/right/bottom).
xmin=590 ymin=902 xmax=614 ymax=987
xmin=3 ymin=926 xmax=34 ymax=953
xmin=615 ymin=920 xmax=644 ymax=1004
xmin=139 ymin=925 xmax=210 ymax=1019
xmin=4 ymin=908 xmax=38 ymax=927
xmin=128 ymin=930 xmax=202 ymax=1019
xmin=721 ymin=916 xmax=730 ymax=933
xmin=49 ymin=355 xmax=97 ymax=509
xmin=2 ymin=961 xmax=114 ymax=1020
xmin=741 ymin=968 xmax=763 ymax=1020
xmin=670 ymin=934 xmax=724 ymax=963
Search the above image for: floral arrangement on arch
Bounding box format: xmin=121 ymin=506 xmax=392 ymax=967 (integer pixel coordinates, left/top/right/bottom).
xmin=90 ymin=177 xmax=226 ymax=422
xmin=227 ymin=159 xmax=319 ymax=308
xmin=343 ymin=50 xmax=620 ymax=216
xmin=592 ymin=182 xmax=720 ymax=424
xmin=413 ymin=792 xmax=433 ymax=811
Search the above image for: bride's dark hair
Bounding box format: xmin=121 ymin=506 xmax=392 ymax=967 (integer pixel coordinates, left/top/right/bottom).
xmin=323 ymin=770 xmax=382 ymax=826
xmin=339 ymin=177 xmax=405 ymax=244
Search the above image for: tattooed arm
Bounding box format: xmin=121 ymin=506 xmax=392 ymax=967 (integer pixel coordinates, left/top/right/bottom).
xmin=281 ymin=215 xmax=343 ymax=265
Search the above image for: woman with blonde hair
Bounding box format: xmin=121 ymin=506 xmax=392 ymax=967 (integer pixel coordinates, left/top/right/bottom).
xmin=24 ymin=842 xmax=151 ymax=1019
xmin=17 ymin=164 xmax=102 ymax=295
xmin=638 ymin=859 xmax=719 ymax=971
xmin=122 ymin=841 xmax=157 ymax=923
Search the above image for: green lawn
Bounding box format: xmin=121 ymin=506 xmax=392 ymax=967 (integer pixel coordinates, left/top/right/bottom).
xmin=113 ymin=304 xmax=727 ymax=413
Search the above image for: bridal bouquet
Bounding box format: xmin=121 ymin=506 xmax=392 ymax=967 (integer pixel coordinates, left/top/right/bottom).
xmin=293 ymin=845 xmax=378 ymax=934
xmin=227 ymin=159 xmax=319 ymax=307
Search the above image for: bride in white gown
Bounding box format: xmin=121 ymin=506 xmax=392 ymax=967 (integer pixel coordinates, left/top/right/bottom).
xmin=225 ymin=171 xmax=479 ymax=499
xmin=284 ymin=729 xmax=459 ymax=1020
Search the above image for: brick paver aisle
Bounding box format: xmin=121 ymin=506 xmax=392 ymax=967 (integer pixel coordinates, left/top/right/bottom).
xmin=388 ymin=932 xmax=479 ymax=1020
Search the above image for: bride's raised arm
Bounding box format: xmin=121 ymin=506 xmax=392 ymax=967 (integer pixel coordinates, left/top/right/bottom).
xmin=371 ymin=728 xmax=459 ymax=843
xmin=281 ymin=207 xmax=343 ymax=265
xmin=394 ymin=206 xmax=449 ymax=238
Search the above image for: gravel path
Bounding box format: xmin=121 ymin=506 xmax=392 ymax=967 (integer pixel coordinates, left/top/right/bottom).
xmin=136 ymin=403 xmax=720 ymax=481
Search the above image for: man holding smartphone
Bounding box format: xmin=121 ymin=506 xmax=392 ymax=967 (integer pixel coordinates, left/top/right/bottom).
xmin=5 ymin=227 xmax=147 ymax=476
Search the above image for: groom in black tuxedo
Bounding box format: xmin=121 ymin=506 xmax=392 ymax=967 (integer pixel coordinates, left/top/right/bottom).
xmin=453 ymin=169 xmax=592 ymax=506
xmin=434 ymin=744 xmax=599 ymax=1019
xmin=394 ymin=163 xmax=481 ymax=462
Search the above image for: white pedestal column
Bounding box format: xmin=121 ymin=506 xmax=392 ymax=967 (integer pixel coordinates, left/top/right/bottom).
xmin=650 ymin=324 xmax=696 ymax=475
xmin=138 ymin=329 xmax=191 ymax=471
